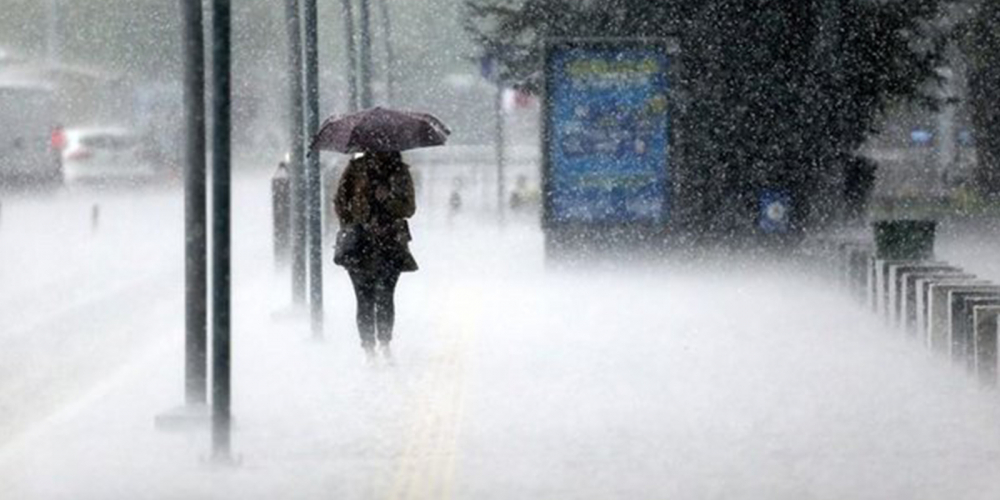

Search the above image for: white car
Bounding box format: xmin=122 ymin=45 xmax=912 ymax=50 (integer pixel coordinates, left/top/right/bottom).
xmin=61 ymin=127 xmax=156 ymax=185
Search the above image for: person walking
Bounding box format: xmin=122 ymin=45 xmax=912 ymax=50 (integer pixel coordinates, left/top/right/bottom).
xmin=311 ymin=106 xmax=449 ymax=363
xmin=333 ymin=151 xmax=417 ymax=362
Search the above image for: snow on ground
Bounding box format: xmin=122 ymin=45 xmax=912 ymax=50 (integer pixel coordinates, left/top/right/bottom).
xmin=938 ymin=218 xmax=1000 ymax=283
xmin=2 ymin=174 xmax=1000 ymax=499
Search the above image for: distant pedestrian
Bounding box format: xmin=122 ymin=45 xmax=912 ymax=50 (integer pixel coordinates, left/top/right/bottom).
xmin=509 ymin=174 xmax=530 ymax=211
xmin=333 ymin=151 xmax=418 ymax=363
xmin=448 ymin=176 xmax=463 ymax=222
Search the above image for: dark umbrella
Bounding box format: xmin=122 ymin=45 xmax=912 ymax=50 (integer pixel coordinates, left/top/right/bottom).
xmin=310 ymin=106 xmax=451 ymax=154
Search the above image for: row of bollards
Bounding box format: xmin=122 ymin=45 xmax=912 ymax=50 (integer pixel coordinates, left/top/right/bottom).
xmin=811 ymin=220 xmax=1000 ymax=388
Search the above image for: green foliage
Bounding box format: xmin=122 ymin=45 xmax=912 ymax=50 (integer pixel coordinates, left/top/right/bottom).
xmin=965 ymin=0 xmax=1000 ymax=197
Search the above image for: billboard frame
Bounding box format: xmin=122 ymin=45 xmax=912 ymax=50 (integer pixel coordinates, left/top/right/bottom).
xmin=541 ymin=37 xmax=681 ymax=254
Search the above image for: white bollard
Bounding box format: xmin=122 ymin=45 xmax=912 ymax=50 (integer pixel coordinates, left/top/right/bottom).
xmin=927 ymin=282 xmax=995 ymax=355
xmin=899 ymin=270 xmax=969 ymax=335
xmin=947 ymin=291 xmax=1000 ymax=368
xmin=973 ymin=306 xmax=1000 ymax=387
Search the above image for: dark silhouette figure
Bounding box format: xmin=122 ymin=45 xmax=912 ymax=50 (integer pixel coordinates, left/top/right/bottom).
xmin=333 ymin=151 xmax=417 ymax=362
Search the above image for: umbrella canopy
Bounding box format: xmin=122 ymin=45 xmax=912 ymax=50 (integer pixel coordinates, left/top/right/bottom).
xmin=311 ymin=106 xmax=451 ymax=154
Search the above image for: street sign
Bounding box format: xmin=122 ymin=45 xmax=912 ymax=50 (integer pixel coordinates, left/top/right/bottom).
xmin=759 ymin=189 xmax=790 ymax=233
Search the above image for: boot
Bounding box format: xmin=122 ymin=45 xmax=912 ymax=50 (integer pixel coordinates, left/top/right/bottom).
xmin=362 ymin=342 xmax=377 ymax=366
xmin=378 ymin=342 xmax=394 ymax=366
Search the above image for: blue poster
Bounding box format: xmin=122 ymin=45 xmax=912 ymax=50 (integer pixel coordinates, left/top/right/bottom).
xmin=546 ymin=43 xmax=671 ymax=224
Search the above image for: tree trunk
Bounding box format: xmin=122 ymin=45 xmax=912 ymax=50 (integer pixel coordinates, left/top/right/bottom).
xmin=970 ymin=1 xmax=1000 ymax=198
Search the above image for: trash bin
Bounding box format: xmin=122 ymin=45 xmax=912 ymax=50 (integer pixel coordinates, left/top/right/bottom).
xmin=873 ymin=219 xmax=936 ymax=261
xmin=272 ymin=162 xmax=291 ymax=267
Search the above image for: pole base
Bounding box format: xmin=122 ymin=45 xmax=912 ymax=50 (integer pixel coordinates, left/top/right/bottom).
xmin=154 ymin=403 xmax=211 ymax=432
xmin=270 ymin=304 xmax=309 ymax=323
xmin=202 ymin=451 xmax=243 ymax=468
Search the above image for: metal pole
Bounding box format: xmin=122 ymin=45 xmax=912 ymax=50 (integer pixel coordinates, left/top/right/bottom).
xmin=46 ymin=0 xmax=59 ymax=64
xmin=286 ymin=0 xmax=307 ymax=305
xmin=303 ymin=0 xmax=324 ymax=338
xmin=495 ymin=84 xmax=505 ymax=223
xmin=181 ymin=0 xmax=208 ymax=408
xmin=341 ymin=0 xmax=358 ymax=112
xmin=358 ymin=0 xmax=373 ymax=108
xmin=376 ymin=0 xmax=395 ymax=106
xmin=210 ymin=0 xmax=232 ymax=461
xmin=812 ymin=0 xmax=843 ymax=224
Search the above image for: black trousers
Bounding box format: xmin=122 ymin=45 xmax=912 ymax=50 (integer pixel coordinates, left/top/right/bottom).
xmin=348 ymin=269 xmax=401 ymax=346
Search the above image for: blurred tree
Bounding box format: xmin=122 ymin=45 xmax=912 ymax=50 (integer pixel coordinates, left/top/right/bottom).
xmin=0 ymin=0 xmax=484 ymax=141
xmin=465 ymin=0 xmax=953 ymax=242
xmin=965 ymin=0 xmax=1000 ymax=198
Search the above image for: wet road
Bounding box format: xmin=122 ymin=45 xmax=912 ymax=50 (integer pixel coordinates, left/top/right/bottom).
xmin=2 ymin=175 xmax=1000 ymax=499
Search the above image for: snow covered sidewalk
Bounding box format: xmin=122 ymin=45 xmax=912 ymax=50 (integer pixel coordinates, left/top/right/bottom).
xmin=4 ymin=186 xmax=1000 ymax=498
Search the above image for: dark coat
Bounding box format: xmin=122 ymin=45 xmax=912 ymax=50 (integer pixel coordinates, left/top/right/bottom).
xmin=333 ymin=154 xmax=417 ymax=273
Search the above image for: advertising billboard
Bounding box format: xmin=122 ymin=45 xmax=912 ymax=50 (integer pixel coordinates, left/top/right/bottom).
xmin=543 ymin=39 xmax=675 ymax=227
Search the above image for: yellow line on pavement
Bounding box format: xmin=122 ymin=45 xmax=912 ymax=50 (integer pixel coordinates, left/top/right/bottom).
xmin=386 ymin=285 xmax=481 ymax=500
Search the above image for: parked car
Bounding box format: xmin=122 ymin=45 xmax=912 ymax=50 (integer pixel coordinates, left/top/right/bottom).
xmin=61 ymin=127 xmax=156 ymax=185
xmin=0 ymin=81 xmax=63 ymax=188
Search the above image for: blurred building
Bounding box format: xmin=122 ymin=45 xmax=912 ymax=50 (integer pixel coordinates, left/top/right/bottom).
xmin=0 ymin=47 xmax=128 ymax=126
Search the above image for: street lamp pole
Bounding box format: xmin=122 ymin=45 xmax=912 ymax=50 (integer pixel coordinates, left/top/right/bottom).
xmin=180 ymin=0 xmax=208 ymax=408
xmin=210 ymin=0 xmax=233 ymax=461
xmin=495 ymin=83 xmax=506 ymax=224
xmin=286 ymin=0 xmax=307 ymax=305
xmin=376 ymin=0 xmax=396 ymax=106
xmin=358 ymin=0 xmax=373 ymax=108
xmin=819 ymin=0 xmax=844 ymax=221
xmin=303 ymin=0 xmax=324 ymax=338
xmin=46 ymin=0 xmax=59 ymax=64
xmin=341 ymin=0 xmax=358 ymax=112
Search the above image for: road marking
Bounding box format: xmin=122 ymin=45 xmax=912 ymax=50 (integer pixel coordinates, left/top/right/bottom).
xmin=386 ymin=285 xmax=480 ymax=500
xmin=0 ymin=336 xmax=174 ymax=493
